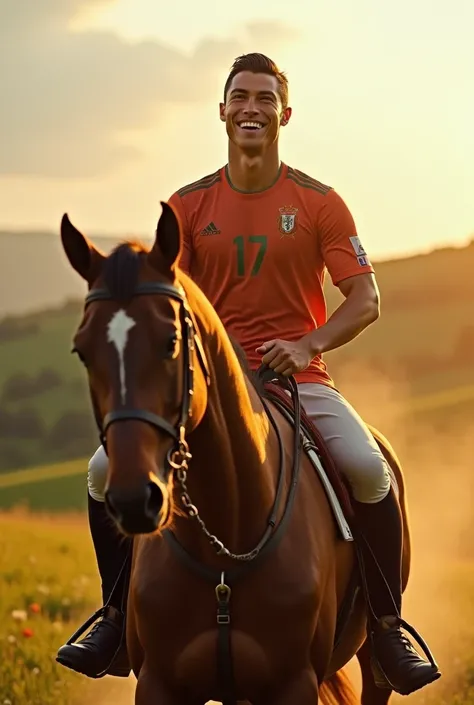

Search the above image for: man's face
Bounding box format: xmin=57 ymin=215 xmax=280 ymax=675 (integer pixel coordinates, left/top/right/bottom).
xmin=220 ymin=71 xmax=291 ymax=153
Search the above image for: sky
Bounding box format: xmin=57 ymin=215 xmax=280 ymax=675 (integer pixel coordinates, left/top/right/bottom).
xmin=1 ymin=0 xmax=473 ymax=259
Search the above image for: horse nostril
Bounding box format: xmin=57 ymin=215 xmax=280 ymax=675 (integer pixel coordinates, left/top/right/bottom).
xmin=145 ymin=481 xmax=164 ymax=518
xmin=103 ymin=484 xmax=165 ymax=534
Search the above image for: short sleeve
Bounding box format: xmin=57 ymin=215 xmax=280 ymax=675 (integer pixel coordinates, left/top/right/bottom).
xmin=318 ymin=189 xmax=375 ymax=286
xmin=167 ymin=191 xmax=193 ymax=275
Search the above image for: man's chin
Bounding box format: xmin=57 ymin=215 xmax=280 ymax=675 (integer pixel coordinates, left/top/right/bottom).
xmin=229 ymin=133 xmax=268 ymax=153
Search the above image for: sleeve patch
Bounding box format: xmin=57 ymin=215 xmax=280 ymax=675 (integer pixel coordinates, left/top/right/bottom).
xmin=349 ymin=236 xmax=370 ymax=266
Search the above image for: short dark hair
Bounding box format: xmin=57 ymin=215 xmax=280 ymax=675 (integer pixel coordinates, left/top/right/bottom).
xmin=223 ymin=53 xmax=289 ymax=109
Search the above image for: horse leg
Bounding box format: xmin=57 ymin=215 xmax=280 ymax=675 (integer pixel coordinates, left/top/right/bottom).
xmin=135 ymin=668 xmax=198 ymax=705
xmin=357 ymin=638 xmax=392 ymax=705
xmin=256 ymin=669 xmax=319 ymax=705
xmin=126 ymin=601 xmax=143 ymax=679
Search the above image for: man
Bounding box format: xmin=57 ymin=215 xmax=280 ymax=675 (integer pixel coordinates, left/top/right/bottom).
xmin=57 ymin=53 xmax=440 ymax=695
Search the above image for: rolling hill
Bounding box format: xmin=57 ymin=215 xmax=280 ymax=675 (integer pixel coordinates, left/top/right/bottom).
xmin=0 ymin=230 xmax=473 ymax=473
xmin=0 ymin=459 xmax=87 ymax=512
xmin=1 ymin=228 xmax=473 ymax=318
xmin=0 ymin=230 xmax=153 ymax=318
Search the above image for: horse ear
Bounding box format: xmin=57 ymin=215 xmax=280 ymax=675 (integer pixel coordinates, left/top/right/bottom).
xmin=60 ymin=213 xmax=104 ymax=281
xmin=149 ymin=201 xmax=182 ymax=271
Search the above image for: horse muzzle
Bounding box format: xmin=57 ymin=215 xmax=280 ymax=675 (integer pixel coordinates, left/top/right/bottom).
xmin=104 ymin=480 xmax=166 ymax=535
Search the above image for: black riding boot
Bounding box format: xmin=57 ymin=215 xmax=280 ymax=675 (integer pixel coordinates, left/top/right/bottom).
xmin=354 ymin=488 xmax=441 ymax=696
xmin=56 ymin=492 xmax=132 ymax=678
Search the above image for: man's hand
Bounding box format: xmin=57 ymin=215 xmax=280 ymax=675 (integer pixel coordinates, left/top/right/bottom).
xmin=256 ymin=338 xmax=314 ymax=377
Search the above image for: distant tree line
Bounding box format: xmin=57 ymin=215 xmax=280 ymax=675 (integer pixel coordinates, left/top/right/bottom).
xmin=1 ymin=368 xmax=62 ymax=402
xmin=0 ymin=298 xmax=83 ymax=343
xmin=0 ymin=317 xmax=39 ymax=343
xmin=0 ymin=324 xmax=472 ymax=473
xmin=0 ymin=366 xmax=96 ymax=472
xmin=0 ymin=407 xmax=97 ymax=472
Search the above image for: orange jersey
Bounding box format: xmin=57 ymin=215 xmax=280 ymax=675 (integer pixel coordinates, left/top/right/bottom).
xmin=168 ymin=163 xmax=374 ymax=385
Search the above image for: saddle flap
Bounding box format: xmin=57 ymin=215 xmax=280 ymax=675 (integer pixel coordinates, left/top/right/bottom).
xmin=262 ymin=381 xmax=355 ymax=525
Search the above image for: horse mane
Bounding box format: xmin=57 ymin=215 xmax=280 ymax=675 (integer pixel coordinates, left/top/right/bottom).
xmin=227 ymin=335 xmax=266 ymax=397
xmin=103 ymin=240 xmax=149 ymax=302
xmin=102 ymin=244 xmax=264 ymax=397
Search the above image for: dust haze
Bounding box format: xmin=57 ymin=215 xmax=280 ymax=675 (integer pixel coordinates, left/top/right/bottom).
xmin=80 ymin=364 xmax=474 ymax=704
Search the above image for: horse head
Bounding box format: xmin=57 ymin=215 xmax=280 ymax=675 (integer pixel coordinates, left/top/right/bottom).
xmin=60 ymin=203 xmax=209 ymax=536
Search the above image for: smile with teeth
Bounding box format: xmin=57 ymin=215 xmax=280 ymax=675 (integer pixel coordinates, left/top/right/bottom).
xmin=238 ymin=121 xmax=265 ymax=130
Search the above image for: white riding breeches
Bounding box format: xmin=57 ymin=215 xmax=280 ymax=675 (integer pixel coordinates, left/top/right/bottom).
xmin=297 ymin=383 xmax=391 ymax=503
xmin=87 ymin=445 xmax=108 ymax=503
xmin=87 ymin=382 xmax=391 ymax=505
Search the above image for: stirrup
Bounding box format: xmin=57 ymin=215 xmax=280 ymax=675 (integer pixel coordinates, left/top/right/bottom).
xmin=60 ymin=606 xmax=128 ymax=680
xmin=396 ymin=617 xmax=439 ymax=669
xmin=64 ymin=546 xmax=131 ymax=646
xmin=353 ymin=539 xmax=439 ymax=671
xmin=65 ymin=606 xmax=105 ymax=646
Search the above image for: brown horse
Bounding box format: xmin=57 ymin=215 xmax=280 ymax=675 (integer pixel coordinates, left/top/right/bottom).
xmin=60 ymin=203 xmax=411 ymax=705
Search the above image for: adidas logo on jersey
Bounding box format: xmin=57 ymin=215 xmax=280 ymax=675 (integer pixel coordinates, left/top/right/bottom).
xmin=200 ymin=222 xmax=221 ymax=236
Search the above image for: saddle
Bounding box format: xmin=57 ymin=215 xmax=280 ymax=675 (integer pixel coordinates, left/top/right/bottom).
xmin=257 ymin=368 xmax=355 ymax=541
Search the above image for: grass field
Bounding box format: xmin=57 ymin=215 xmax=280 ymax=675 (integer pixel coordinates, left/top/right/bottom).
xmin=0 ymin=459 xmax=87 ymax=512
xmin=0 ymin=512 xmax=99 ymax=705
xmin=1 ymin=384 xmax=473 ymax=703
xmin=1 ymin=509 xmax=474 ymax=705
xmin=0 ymin=511 xmax=141 ymax=705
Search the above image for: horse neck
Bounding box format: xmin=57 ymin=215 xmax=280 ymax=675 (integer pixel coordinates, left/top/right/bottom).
xmin=173 ymin=332 xmax=280 ymax=557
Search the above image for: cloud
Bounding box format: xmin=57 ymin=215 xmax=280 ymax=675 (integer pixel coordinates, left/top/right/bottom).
xmin=0 ymin=1 xmax=299 ymax=178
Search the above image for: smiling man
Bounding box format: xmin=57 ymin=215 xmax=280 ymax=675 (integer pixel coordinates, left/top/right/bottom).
xmin=57 ymin=53 xmax=440 ymax=697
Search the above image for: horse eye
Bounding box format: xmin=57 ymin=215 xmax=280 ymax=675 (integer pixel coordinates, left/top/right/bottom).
xmin=165 ymin=333 xmax=179 ymax=359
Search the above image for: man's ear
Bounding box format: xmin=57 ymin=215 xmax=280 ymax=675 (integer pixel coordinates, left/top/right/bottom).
xmin=219 ymin=102 xmax=226 ymax=122
xmin=60 ymin=213 xmax=105 ymax=281
xmin=280 ymin=106 xmax=292 ymax=127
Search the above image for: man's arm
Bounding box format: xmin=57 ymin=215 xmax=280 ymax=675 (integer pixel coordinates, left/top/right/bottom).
xmin=303 ymin=189 xmax=379 ymax=356
xmin=303 ymin=272 xmax=379 ymax=357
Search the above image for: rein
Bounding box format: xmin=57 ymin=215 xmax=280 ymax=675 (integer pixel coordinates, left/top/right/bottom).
xmin=82 ymin=280 xmax=305 ymax=705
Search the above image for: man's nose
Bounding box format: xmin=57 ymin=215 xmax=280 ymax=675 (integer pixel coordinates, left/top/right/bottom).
xmin=242 ymin=98 xmax=258 ymax=115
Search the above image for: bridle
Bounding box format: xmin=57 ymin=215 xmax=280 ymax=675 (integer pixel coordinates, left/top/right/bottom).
xmin=80 ymin=277 xmax=305 ymax=705
xmin=84 ymin=281 xmax=211 ymax=471
xmin=80 ymin=278 xmax=302 ymax=566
